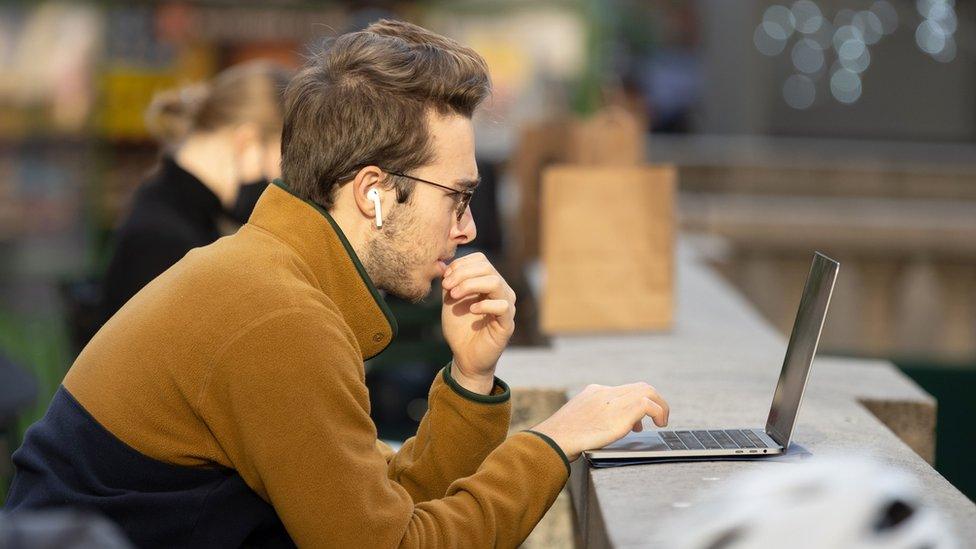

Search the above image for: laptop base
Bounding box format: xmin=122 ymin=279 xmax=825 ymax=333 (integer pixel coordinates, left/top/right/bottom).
xmin=584 ymin=428 xmax=784 ymax=460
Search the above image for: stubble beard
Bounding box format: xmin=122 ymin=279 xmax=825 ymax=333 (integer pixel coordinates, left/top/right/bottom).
xmin=362 ymin=207 xmax=433 ymax=304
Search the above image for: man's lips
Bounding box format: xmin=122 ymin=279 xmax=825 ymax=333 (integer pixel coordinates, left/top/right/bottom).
xmin=436 ymin=254 xmax=455 ymax=276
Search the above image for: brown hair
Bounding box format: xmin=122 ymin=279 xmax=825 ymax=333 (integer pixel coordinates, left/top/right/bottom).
xmin=280 ymin=19 xmax=491 ymax=209
xmin=145 ymin=60 xmax=294 ymax=148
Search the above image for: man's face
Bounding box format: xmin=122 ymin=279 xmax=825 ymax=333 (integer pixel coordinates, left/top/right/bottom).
xmin=365 ymin=112 xmax=478 ymax=303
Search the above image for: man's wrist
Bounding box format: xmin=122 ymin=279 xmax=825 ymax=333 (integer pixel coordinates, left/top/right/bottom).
xmin=524 ymin=430 xmax=573 ymax=474
xmin=531 ymin=423 xmax=579 ymax=461
xmin=449 ymin=361 xmax=495 ymax=395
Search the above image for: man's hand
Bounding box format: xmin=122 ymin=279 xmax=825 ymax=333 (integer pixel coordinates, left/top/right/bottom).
xmin=531 ymin=383 xmax=670 ymax=461
xmin=441 ymin=253 xmax=516 ymax=394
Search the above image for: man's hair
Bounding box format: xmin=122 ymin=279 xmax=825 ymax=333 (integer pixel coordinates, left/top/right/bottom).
xmin=281 ymin=19 xmax=491 ymax=209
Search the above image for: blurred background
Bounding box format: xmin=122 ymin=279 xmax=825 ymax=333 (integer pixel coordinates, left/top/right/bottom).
xmin=0 ymin=0 xmax=973 ymax=506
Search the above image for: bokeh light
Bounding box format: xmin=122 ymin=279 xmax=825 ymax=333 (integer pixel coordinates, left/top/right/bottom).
xmin=852 ymin=10 xmax=884 ymax=45
xmin=932 ymin=34 xmax=957 ymax=63
xmin=830 ymin=67 xmax=862 ymax=103
xmin=764 ymin=5 xmax=796 ymax=39
xmin=792 ymin=38 xmax=825 ymax=74
xmin=791 ymin=0 xmax=824 ymax=34
xmin=915 ymin=0 xmax=957 ymax=62
xmin=755 ymin=22 xmax=788 ymax=56
xmin=869 ymin=0 xmax=899 ymax=34
xmin=783 ymin=73 xmax=816 ymax=109
xmin=806 ymin=18 xmax=834 ymax=50
xmin=917 ymin=0 xmax=954 ymax=20
xmin=832 ymin=25 xmax=865 ymax=52
xmin=916 ymin=20 xmax=947 ymax=55
xmin=755 ymin=0 xmax=957 ymax=107
xmin=838 ymin=39 xmax=871 ymax=73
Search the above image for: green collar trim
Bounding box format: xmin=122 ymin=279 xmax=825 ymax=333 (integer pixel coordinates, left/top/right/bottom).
xmin=270 ymin=179 xmax=398 ymax=341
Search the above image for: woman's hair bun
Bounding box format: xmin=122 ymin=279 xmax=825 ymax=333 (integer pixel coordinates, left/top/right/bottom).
xmin=144 ymin=82 xmax=211 ymax=146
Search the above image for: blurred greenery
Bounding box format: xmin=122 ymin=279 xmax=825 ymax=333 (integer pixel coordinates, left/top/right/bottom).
xmin=0 ymin=310 xmax=70 ymax=506
xmin=572 ymin=0 xmax=610 ymax=116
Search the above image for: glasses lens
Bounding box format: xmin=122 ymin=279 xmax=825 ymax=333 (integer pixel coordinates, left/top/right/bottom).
xmin=457 ymin=192 xmax=472 ymax=221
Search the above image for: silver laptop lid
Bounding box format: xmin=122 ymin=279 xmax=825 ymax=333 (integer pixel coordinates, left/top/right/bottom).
xmin=764 ymin=252 xmax=839 ymax=447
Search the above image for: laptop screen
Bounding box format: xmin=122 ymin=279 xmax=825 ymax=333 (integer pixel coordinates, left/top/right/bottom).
xmin=765 ymin=252 xmax=839 ymax=446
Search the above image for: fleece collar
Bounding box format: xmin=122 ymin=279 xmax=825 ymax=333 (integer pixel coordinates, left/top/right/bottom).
xmin=248 ymin=179 xmax=397 ymax=359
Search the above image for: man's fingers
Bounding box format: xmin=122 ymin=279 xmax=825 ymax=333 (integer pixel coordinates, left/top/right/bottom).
xmin=627 ymin=382 xmax=669 ymax=426
xmin=442 ymin=261 xmax=494 ymax=290
xmin=448 ymin=274 xmax=511 ymax=301
xmin=444 ymin=252 xmax=486 ymax=274
xmin=647 ymin=390 xmax=669 ymax=426
xmin=470 ymin=299 xmax=512 ymax=317
xmin=643 ymin=398 xmax=668 ymax=427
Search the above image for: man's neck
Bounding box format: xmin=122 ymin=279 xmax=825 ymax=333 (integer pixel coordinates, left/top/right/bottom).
xmin=326 ymin=205 xmax=373 ymax=277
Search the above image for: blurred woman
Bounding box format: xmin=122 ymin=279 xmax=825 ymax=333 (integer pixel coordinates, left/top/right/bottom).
xmin=99 ymin=60 xmax=292 ymax=325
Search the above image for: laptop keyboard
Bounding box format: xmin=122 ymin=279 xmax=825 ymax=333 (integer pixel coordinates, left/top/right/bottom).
xmin=659 ymin=429 xmax=769 ymax=451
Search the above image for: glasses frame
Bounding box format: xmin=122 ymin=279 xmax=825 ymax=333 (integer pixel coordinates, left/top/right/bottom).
xmin=382 ymin=169 xmax=475 ymax=222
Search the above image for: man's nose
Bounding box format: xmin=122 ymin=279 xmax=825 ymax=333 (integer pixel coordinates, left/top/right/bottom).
xmin=453 ymin=206 xmax=476 ymax=245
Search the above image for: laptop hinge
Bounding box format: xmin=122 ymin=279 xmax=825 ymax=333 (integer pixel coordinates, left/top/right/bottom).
xmin=765 ymin=427 xmax=787 ymax=447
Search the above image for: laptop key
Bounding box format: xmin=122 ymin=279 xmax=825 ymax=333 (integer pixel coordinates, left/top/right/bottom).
xmin=692 ymin=430 xmax=722 ymax=449
xmin=728 ymin=430 xmax=756 ymax=448
xmin=708 ymin=430 xmax=740 ymax=449
xmin=659 ymin=431 xmax=687 ymax=450
xmin=676 ymin=431 xmax=705 ymax=450
xmin=744 ymin=430 xmax=767 ymax=448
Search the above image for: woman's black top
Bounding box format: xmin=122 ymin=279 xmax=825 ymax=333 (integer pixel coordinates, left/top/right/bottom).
xmin=99 ymin=157 xmax=225 ymax=325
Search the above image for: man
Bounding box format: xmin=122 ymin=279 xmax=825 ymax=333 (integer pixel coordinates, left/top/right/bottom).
xmin=6 ymin=20 xmax=669 ymax=547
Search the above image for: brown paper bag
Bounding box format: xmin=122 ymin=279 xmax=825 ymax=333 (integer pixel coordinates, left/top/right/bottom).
xmin=508 ymin=108 xmax=646 ymax=266
xmin=566 ymin=106 xmax=645 ymax=166
xmin=540 ymin=165 xmax=675 ymax=333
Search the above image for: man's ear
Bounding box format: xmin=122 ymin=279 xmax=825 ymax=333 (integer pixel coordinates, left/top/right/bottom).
xmin=351 ymin=166 xmax=388 ymax=224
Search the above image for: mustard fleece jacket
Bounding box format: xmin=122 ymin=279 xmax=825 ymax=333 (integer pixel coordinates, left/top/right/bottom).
xmin=7 ymin=180 xmax=569 ymax=548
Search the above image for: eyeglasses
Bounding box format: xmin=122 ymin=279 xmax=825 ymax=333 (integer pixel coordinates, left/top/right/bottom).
xmin=382 ymin=169 xmax=475 ymax=222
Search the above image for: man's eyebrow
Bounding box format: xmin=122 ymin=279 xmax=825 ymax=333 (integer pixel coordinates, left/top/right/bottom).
xmin=455 ymin=177 xmax=481 ymax=190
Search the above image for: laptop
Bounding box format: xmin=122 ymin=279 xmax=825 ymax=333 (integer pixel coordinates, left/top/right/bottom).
xmin=585 ymin=251 xmax=839 ymax=461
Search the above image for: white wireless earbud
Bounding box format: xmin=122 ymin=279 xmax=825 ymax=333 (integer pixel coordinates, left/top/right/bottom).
xmin=366 ymin=188 xmax=383 ymax=228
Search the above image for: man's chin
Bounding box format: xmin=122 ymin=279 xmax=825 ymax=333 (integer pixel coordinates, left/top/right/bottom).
xmin=382 ymin=279 xmax=433 ymax=304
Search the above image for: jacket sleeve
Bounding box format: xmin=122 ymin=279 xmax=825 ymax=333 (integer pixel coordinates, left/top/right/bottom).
xmin=384 ymin=363 xmax=514 ymax=503
xmin=200 ymin=307 xmax=570 ymax=548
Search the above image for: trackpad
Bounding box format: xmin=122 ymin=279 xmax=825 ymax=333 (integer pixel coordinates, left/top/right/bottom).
xmin=601 ymin=431 xmax=669 ymax=452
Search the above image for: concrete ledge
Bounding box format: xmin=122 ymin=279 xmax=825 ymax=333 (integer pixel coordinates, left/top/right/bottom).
xmin=501 ymin=239 xmax=973 ymax=546
xmin=816 ymin=357 xmax=936 ymax=463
